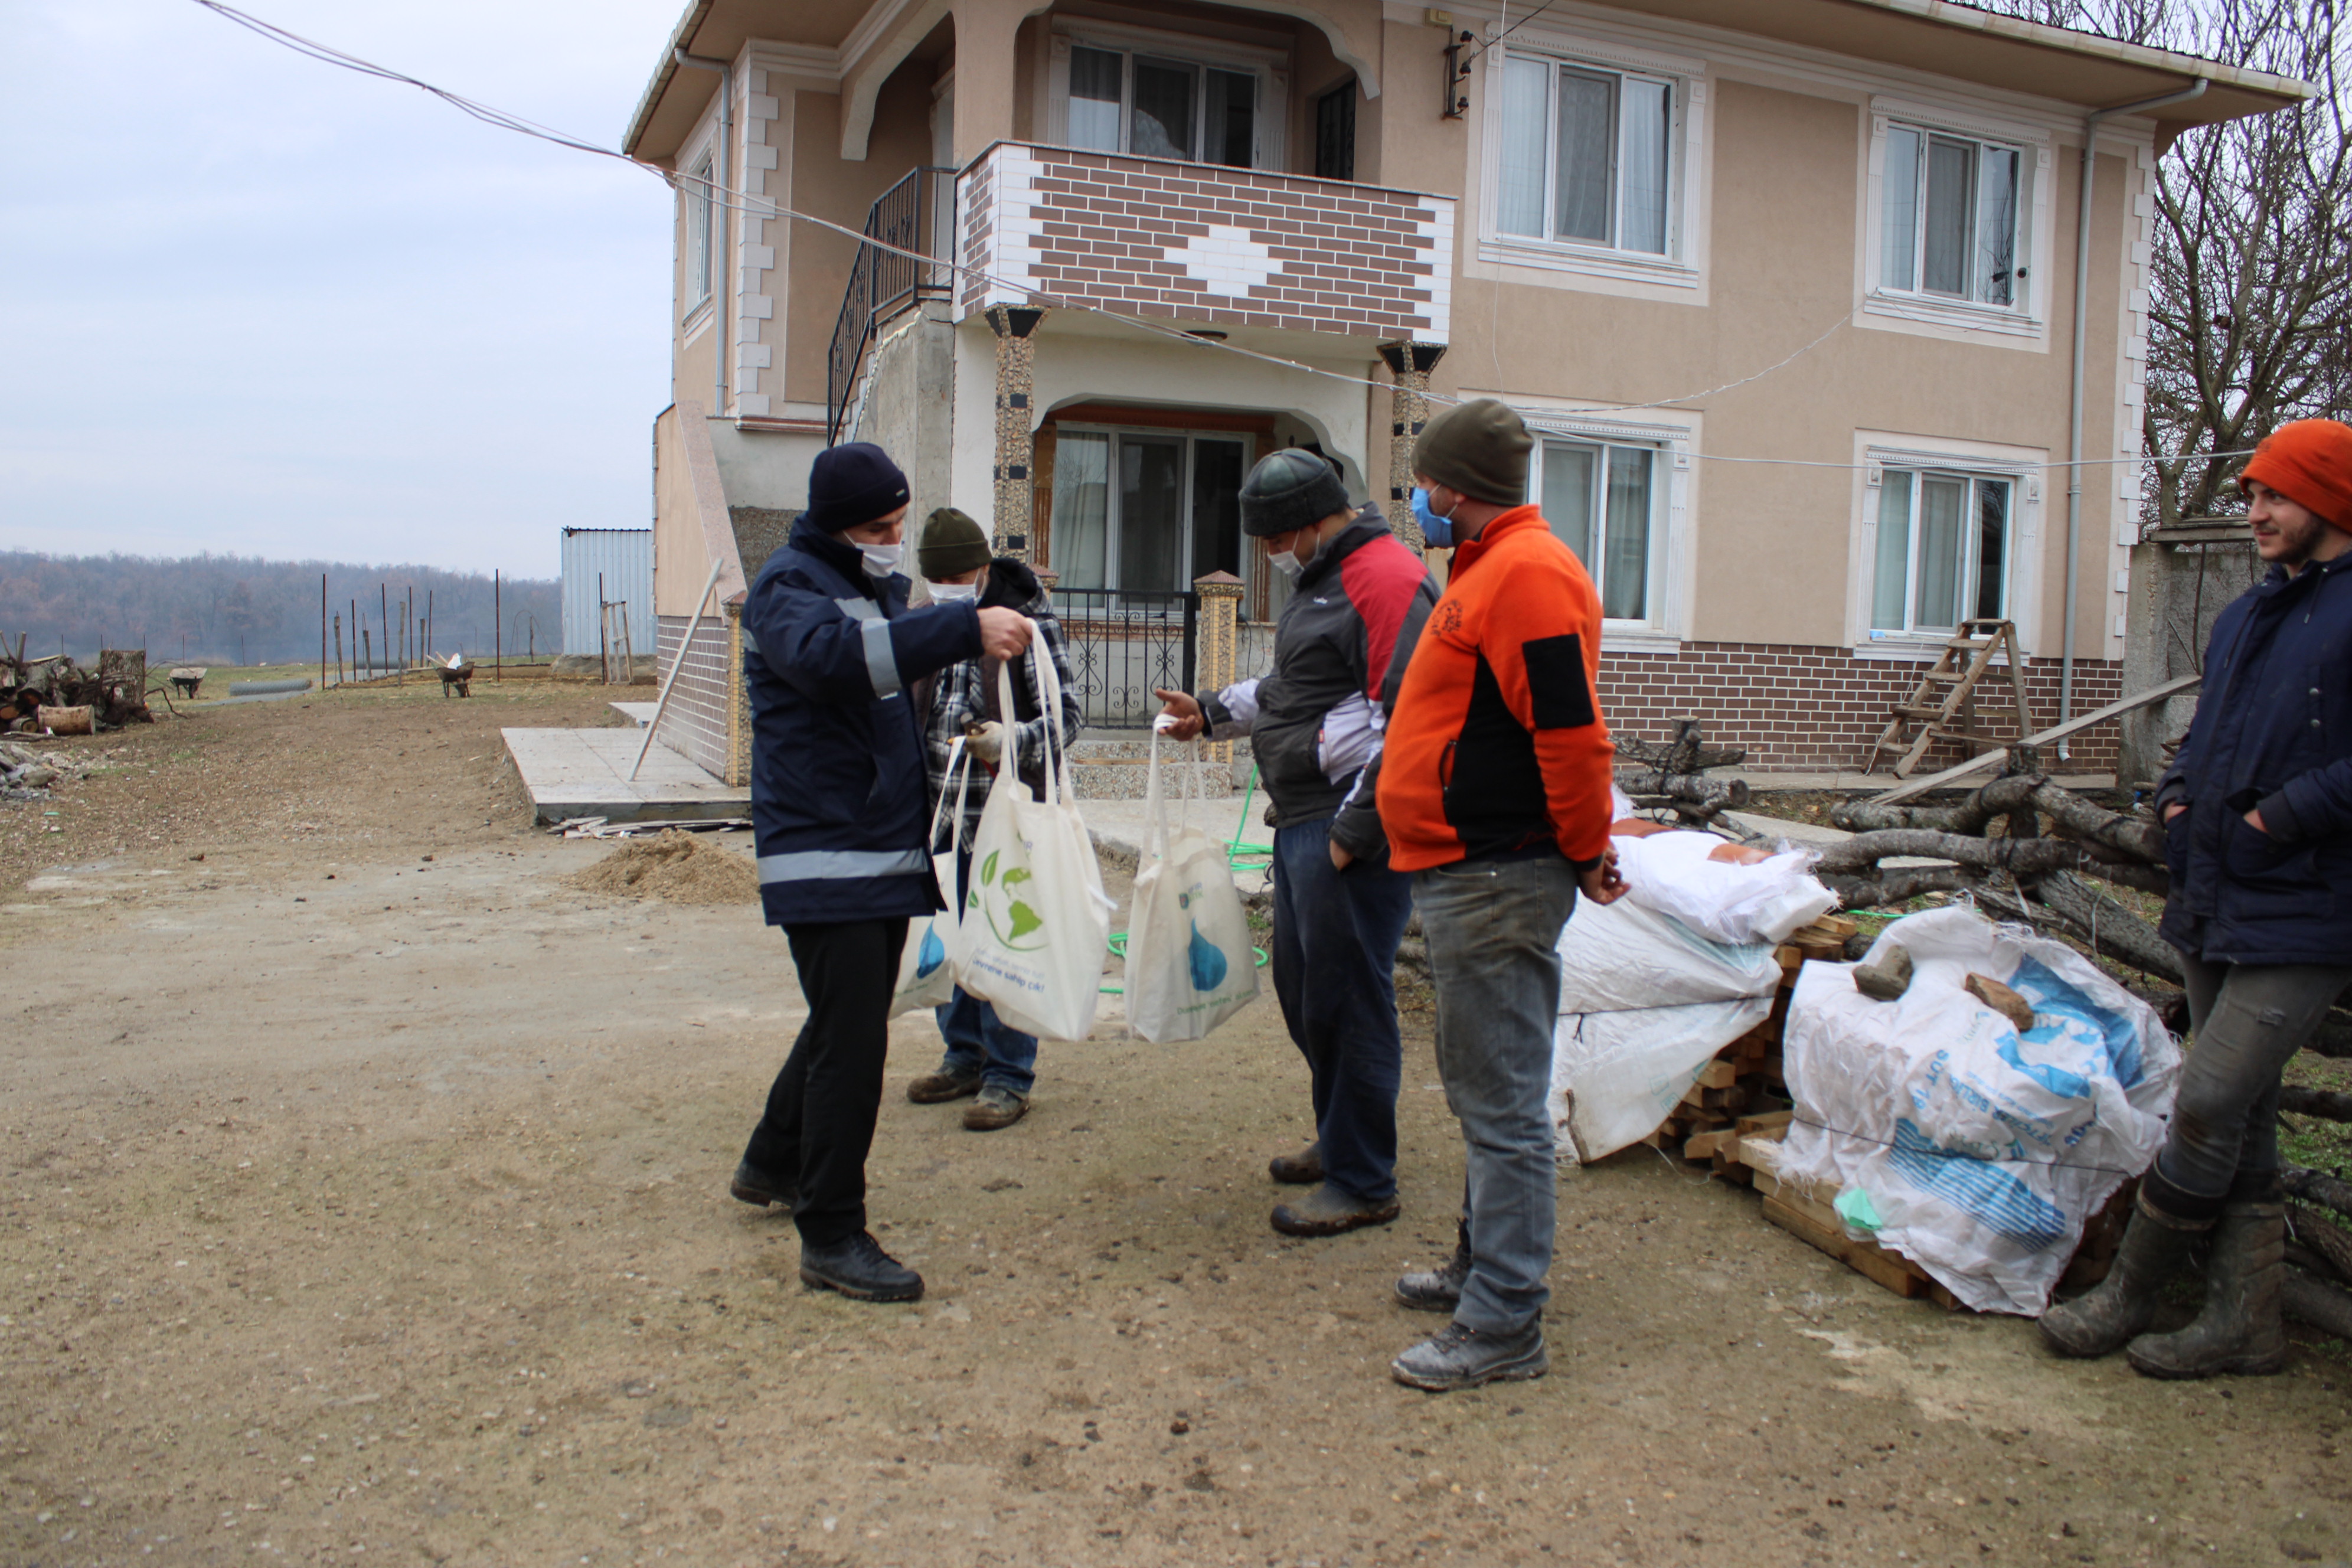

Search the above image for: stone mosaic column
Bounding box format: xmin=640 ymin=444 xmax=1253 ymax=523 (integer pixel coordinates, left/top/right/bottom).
xmin=1193 ymin=570 xmax=1243 ymax=771
xmin=1378 ymin=341 xmax=1449 ymax=550
xmin=986 ymin=306 xmax=1046 ymax=560
xmin=725 ymin=598 xmax=751 ymax=788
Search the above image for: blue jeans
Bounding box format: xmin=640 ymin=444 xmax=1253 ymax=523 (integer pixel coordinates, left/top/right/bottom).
xmin=1270 ymin=816 xmax=1416 ymax=1203
xmin=1412 ymin=854 xmax=1579 ymax=1334
xmin=933 ymin=845 xmax=1039 ymax=1096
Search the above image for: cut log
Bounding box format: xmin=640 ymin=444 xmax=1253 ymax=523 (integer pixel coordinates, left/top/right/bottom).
xmin=1964 ymin=973 xmax=2036 ymax=1031
xmin=2283 ymin=1165 xmax=2352 ymax=1220
xmin=42 ymin=705 xmax=92 ymax=736
xmin=2285 ymin=1272 xmax=2352 ymax=1341
xmin=2288 ymin=1203 xmax=2352 ymax=1284
xmin=2281 ymin=1085 xmax=2352 ymax=1122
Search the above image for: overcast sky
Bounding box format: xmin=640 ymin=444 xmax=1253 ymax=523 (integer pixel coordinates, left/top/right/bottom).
xmin=0 ymin=0 xmax=677 ymax=579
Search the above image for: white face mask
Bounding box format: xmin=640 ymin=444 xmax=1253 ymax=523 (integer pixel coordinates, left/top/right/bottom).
xmin=928 ymin=581 xmax=979 ymax=603
xmin=858 ymin=542 xmax=903 ymax=579
xmin=1268 ymin=549 xmax=1303 ymax=581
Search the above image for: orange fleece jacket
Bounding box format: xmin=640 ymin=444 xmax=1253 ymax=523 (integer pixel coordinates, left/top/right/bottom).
xmin=1376 ymin=507 xmax=1615 ymax=872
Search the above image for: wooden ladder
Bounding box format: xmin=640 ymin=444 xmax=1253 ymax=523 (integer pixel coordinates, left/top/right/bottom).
xmin=1864 ymin=618 xmax=2031 ymax=778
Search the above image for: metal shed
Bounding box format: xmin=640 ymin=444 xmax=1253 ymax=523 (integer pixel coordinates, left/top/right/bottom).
xmin=560 ymin=528 xmax=654 ymax=660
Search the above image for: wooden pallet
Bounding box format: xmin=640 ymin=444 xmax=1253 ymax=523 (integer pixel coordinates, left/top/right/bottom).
xmin=1864 ymin=618 xmax=2031 ymax=778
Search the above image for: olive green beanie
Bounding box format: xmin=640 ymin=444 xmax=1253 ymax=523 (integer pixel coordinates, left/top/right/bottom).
xmin=917 ymin=507 xmax=991 ymax=579
xmin=1413 ymin=398 xmax=1531 ymax=507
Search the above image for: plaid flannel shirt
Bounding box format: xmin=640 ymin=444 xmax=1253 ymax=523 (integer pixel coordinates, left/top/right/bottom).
xmin=922 ymin=564 xmax=1082 ymax=847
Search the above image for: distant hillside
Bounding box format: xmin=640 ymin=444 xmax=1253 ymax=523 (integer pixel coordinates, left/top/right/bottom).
xmin=0 ymin=552 xmax=563 ymax=667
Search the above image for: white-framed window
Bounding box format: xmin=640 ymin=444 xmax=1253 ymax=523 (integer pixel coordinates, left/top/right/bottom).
xmin=1494 ymin=50 xmax=1675 ymax=257
xmin=1531 ymin=435 xmax=1663 ymax=623
xmin=1868 ymin=468 xmax=2013 ymax=636
xmin=1880 ymin=123 xmax=2023 ymax=308
xmin=1048 ymin=427 xmax=1253 ymax=594
xmin=1048 ymin=26 xmax=1286 ymax=170
xmin=683 ymin=151 xmax=714 ymax=315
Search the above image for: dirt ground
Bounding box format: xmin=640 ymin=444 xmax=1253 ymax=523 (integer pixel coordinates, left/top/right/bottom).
xmin=2 ymin=683 xmax=2348 ymax=1568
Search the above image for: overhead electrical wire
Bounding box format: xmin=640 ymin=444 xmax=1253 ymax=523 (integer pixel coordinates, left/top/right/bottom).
xmin=188 ymin=0 xmax=2247 ymax=475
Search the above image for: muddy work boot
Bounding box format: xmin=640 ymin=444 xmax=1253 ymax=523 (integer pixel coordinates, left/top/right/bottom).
xmin=962 ymin=1084 xmax=1029 ymax=1132
xmin=2037 ymin=1192 xmax=2205 ymax=1359
xmin=1390 ymin=1318 xmax=1549 ymax=1393
xmin=729 ymin=1159 xmax=796 ymax=1211
xmin=799 ymin=1231 xmax=924 ymax=1304
xmin=2127 ymin=1198 xmax=2288 ymax=1380
xmin=1268 ymin=1142 xmax=1323 ymax=1185
xmin=1271 ymin=1182 xmax=1400 ymax=1237
xmin=907 ymin=1066 xmax=983 ymax=1105
xmin=1396 ymin=1223 xmax=1473 ymax=1312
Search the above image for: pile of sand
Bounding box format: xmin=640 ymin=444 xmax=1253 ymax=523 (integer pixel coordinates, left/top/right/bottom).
xmin=567 ymin=830 xmax=760 ymax=905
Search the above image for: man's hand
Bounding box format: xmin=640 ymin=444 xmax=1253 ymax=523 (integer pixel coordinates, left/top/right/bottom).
xmin=1329 ymin=841 xmax=1354 ymax=871
xmin=2245 ymin=806 xmax=2268 ymax=834
xmin=976 ymin=607 xmax=1034 ymax=661
xmin=2164 ymin=802 xmax=2187 ymax=823
xmin=1578 ymin=845 xmax=1626 ymax=906
xmin=1154 ymin=688 xmax=1205 ymax=740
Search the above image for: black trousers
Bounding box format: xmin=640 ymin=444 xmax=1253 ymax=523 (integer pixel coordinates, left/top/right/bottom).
xmin=741 ymin=917 xmax=907 ymax=1248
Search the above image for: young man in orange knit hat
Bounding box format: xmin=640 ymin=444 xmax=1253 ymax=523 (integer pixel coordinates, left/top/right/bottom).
xmin=1373 ymin=397 xmax=1624 ymax=1391
xmin=2042 ymin=419 xmax=2352 ymax=1378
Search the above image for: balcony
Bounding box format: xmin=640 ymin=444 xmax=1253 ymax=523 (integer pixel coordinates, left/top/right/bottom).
xmin=956 ymin=142 xmax=1453 ymax=343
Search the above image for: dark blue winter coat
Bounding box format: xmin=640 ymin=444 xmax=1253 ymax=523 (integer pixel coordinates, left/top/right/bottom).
xmin=2157 ymin=549 xmax=2352 ymax=965
xmin=743 ymin=519 xmax=983 ymax=927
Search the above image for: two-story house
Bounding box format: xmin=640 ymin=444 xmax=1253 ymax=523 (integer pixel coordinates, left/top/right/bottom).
xmin=621 ymin=0 xmax=2301 ymax=785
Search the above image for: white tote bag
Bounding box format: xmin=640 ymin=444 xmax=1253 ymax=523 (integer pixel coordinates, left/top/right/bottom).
xmin=955 ymin=632 xmax=1112 ymax=1041
xmin=890 ymin=736 xmax=972 ymax=1017
xmin=1125 ymin=727 xmax=1260 ymax=1042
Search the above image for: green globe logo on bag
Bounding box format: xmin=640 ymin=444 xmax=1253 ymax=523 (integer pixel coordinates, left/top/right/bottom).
xmin=971 ymin=847 xmax=1047 ymax=950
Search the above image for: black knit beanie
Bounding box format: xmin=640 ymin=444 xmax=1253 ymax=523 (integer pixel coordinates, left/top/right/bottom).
xmin=917 ymin=507 xmax=991 ymax=578
xmin=1239 ymin=449 xmax=1351 ymax=538
xmin=803 ymin=442 xmax=910 ymax=533
xmin=1413 ymin=399 xmax=1531 ymax=507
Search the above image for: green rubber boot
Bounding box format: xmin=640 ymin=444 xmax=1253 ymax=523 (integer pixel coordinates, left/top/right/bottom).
xmin=2126 ymin=1200 xmax=2287 ymax=1380
xmin=2038 ymin=1193 xmax=2204 ymax=1359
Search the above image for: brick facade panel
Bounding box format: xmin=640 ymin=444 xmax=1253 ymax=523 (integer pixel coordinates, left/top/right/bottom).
xmin=1596 ymin=643 xmax=2124 ymax=773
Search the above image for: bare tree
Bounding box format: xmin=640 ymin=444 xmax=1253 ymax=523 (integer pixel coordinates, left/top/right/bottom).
xmin=1982 ymin=1 xmax=2348 ymax=525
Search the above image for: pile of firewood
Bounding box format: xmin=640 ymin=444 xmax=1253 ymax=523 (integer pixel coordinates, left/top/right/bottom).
xmin=0 ymin=643 xmax=153 ymax=733
xmin=1614 ymin=717 xmax=1750 ymax=825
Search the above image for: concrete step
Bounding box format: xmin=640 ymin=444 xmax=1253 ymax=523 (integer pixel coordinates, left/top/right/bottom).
xmin=1069 ymin=757 xmax=1240 ymax=801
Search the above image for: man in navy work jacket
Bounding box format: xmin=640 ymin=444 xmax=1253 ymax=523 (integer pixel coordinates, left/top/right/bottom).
xmin=2041 ymin=419 xmax=2352 ymax=1378
xmin=727 ymin=443 xmax=1034 ymax=1304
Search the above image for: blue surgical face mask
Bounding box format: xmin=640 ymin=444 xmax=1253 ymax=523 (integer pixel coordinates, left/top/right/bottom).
xmin=1410 ymin=486 xmax=1452 ymax=548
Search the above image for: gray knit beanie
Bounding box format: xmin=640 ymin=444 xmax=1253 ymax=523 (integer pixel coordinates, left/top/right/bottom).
xmin=1239 ymin=450 xmax=1351 ymax=538
xmin=917 ymin=507 xmax=991 ymax=579
xmin=1413 ymin=398 xmax=1531 ymax=507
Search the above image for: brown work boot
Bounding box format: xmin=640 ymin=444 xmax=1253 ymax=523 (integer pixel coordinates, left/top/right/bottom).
xmin=963 ymin=1084 xmax=1029 ymax=1131
xmin=908 ymin=1066 xmax=982 ymax=1105
xmin=2127 ymin=1199 xmax=2288 ymax=1379
xmin=1271 ymin=1182 xmax=1399 ymax=1237
xmin=1268 ymin=1141 xmax=1323 ymax=1185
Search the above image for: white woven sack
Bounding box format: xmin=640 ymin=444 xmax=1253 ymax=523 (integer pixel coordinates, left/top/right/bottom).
xmin=1125 ymin=727 xmax=1260 ymax=1042
xmin=955 ymin=632 xmax=1111 ymax=1041
xmin=890 ymin=736 xmax=971 ymax=1017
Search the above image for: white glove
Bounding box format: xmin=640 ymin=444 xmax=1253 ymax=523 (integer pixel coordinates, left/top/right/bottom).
xmin=966 ymin=720 xmax=1008 ymax=766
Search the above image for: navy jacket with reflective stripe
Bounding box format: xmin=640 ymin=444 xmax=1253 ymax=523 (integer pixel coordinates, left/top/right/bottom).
xmin=743 ymin=519 xmax=984 ymax=926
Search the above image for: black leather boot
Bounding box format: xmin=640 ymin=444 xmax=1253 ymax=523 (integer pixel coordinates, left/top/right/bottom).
xmin=799 ymin=1231 xmax=924 ymax=1303
xmin=2038 ymin=1191 xmax=2206 ymax=1358
xmin=2126 ymin=1197 xmax=2288 ymax=1379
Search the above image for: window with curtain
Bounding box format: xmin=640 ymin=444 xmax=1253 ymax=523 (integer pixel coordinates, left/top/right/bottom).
xmin=1496 ymin=52 xmax=1672 ymax=256
xmin=1870 ymin=469 xmax=2011 ymax=634
xmin=1062 ymin=43 xmax=1260 ymax=169
xmin=1881 ymin=124 xmax=2023 ymax=306
xmin=1048 ymin=429 xmax=1252 ymax=594
xmin=1315 ymin=81 xmax=1356 ymax=181
xmin=684 ymin=152 xmax=713 ymax=313
xmin=1534 ymin=437 xmax=1656 ymax=622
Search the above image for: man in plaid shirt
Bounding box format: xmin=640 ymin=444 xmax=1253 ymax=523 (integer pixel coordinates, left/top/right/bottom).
xmin=907 ymin=508 xmax=1083 ymax=1131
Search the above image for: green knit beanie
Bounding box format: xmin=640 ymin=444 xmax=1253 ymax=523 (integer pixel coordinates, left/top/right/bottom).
xmin=1413 ymin=398 xmax=1531 ymax=507
xmin=917 ymin=507 xmax=991 ymax=579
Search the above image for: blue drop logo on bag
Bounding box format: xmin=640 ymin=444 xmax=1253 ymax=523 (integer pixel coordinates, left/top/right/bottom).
xmin=914 ymin=923 xmax=947 ymax=979
xmin=1187 ymin=919 xmax=1227 ymax=992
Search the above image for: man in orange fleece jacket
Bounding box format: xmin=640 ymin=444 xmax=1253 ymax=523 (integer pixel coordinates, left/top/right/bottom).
xmin=1374 ymin=397 xmax=1623 ymax=1393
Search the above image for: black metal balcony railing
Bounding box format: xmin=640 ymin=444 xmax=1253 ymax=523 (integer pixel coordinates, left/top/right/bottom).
xmin=1048 ymin=589 xmax=1197 ymax=729
xmin=825 ymin=165 xmax=954 ymax=446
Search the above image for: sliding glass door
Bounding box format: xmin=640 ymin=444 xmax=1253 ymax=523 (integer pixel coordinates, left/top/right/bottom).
xmin=1050 ymin=428 xmax=1252 ymax=594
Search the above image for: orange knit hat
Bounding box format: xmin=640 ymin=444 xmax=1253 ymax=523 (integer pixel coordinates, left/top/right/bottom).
xmin=2239 ymin=419 xmax=2352 ymax=529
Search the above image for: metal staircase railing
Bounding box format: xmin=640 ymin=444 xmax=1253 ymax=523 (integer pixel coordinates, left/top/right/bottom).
xmin=825 ymin=165 xmax=955 ymax=446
